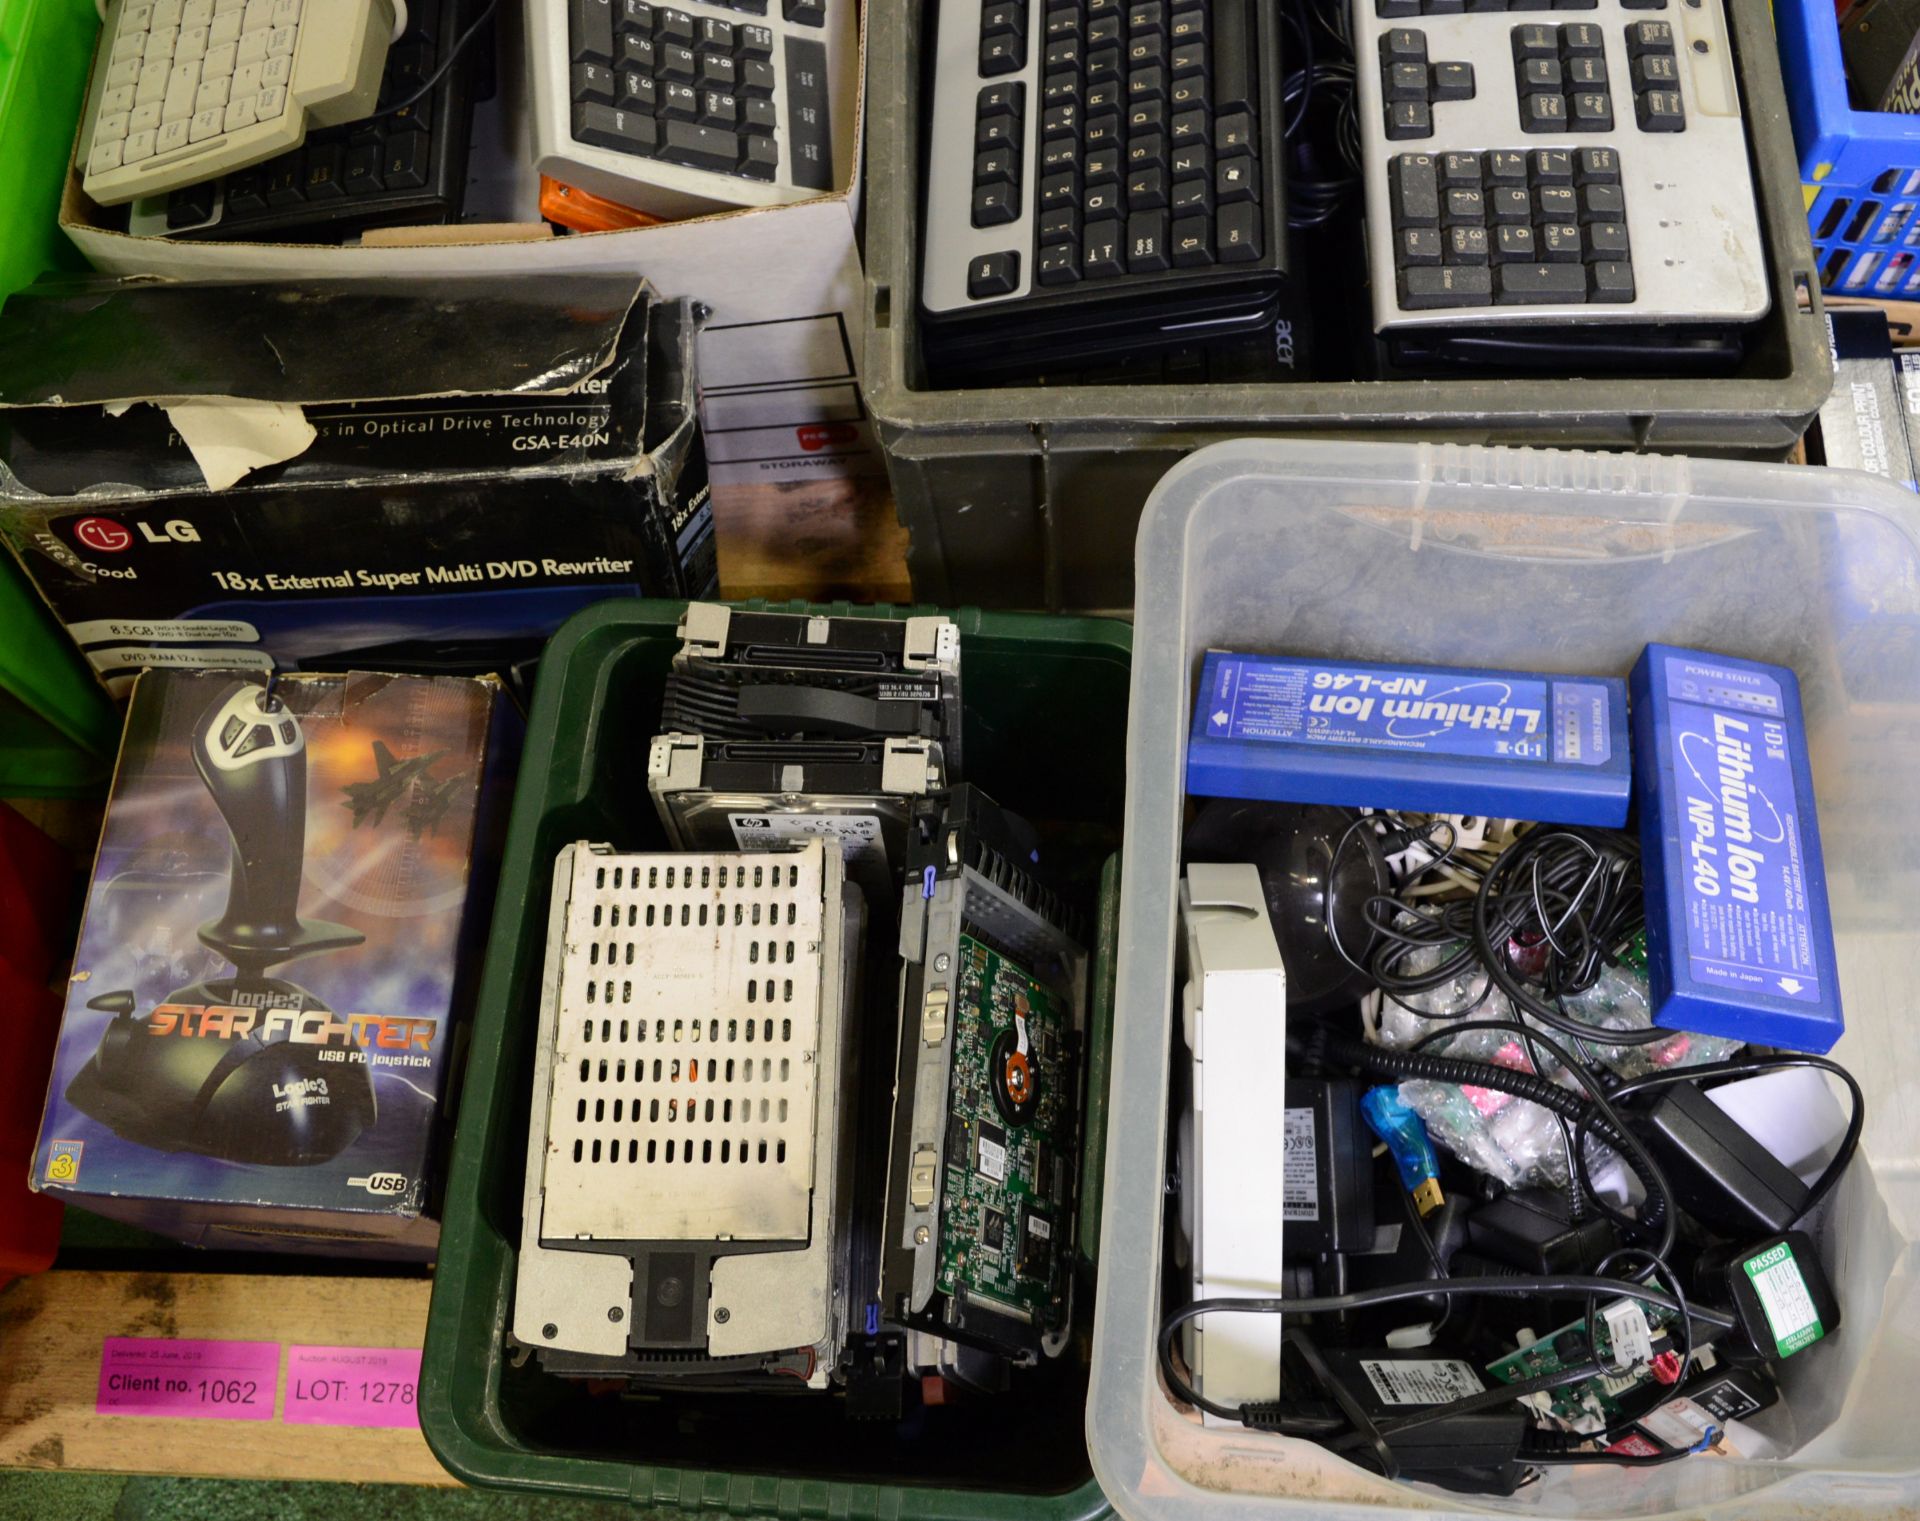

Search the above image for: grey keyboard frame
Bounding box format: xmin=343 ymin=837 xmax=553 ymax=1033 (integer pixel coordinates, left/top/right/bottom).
xmin=1353 ymin=0 xmax=1770 ymax=332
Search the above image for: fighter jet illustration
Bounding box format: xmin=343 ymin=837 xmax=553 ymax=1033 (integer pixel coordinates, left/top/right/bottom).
xmin=407 ymin=771 xmax=466 ymax=837
xmin=342 ymin=741 xmax=448 ymax=828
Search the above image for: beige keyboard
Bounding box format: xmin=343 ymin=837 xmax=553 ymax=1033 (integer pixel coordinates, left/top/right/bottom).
xmin=78 ymin=0 xmax=395 ymax=206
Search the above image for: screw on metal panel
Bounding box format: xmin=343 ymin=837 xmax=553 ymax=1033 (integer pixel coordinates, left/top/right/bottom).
xmin=715 ymin=1307 xmax=731 ymax=1323
xmin=542 ymin=1323 xmax=558 ymax=1339
xmin=914 ymin=1226 xmax=930 ymax=1244
xmin=934 ymin=953 xmax=951 ymax=973
xmin=608 ymin=1307 xmax=624 ymax=1323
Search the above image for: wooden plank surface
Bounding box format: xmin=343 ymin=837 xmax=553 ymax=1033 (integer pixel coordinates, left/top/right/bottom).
xmin=0 ymin=1271 xmax=452 ymax=1485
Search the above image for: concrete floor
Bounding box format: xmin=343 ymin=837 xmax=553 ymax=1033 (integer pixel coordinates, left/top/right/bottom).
xmin=0 ymin=1476 xmax=637 ymax=1521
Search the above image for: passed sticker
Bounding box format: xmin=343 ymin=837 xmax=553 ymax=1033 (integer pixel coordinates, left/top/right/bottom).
xmin=1745 ymin=1242 xmax=1825 ymax=1356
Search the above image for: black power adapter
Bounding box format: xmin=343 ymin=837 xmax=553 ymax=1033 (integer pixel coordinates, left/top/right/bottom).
xmin=1460 ymin=1187 xmax=1617 ymax=1276
xmin=1631 ymin=1082 xmax=1812 ymax=1238
xmin=1286 ymin=1338 xmax=1530 ymax=1496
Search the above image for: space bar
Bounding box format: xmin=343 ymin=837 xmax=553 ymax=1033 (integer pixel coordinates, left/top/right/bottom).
xmin=1212 ymin=0 xmax=1252 ymax=114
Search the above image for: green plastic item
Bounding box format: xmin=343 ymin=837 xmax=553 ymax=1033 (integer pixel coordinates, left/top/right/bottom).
xmin=0 ymin=0 xmax=120 ymax=797
xmin=0 ymin=555 xmax=117 ymax=796
xmin=421 ymin=598 xmax=1130 ymax=1519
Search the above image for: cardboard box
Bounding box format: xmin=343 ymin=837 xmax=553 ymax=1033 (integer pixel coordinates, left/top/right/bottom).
xmin=55 ymin=13 xmax=881 ymax=493
xmin=32 ymin=668 xmax=520 ymax=1258
xmin=1817 ymin=308 xmax=1916 ymax=488
xmin=0 ymin=274 xmax=712 ymax=690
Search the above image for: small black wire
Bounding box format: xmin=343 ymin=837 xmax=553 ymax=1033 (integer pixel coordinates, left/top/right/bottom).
xmin=367 ymin=0 xmax=499 ymax=121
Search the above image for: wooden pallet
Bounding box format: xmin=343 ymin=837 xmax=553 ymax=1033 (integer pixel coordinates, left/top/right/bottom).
xmin=0 ymin=1270 xmax=450 ymax=1485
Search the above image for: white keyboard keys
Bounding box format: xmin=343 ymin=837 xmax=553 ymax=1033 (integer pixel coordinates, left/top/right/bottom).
xmin=162 ymin=62 xmax=198 ymax=121
xmin=84 ymin=0 xmax=391 ymax=205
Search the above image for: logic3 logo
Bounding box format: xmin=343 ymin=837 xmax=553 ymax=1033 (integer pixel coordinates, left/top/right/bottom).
xmin=72 ymin=518 xmax=132 ymax=553
xmin=45 ymin=1140 xmax=84 ymax=1182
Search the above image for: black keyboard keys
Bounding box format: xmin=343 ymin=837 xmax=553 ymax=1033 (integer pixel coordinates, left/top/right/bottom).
xmin=1388 ymin=147 xmax=1638 ymax=311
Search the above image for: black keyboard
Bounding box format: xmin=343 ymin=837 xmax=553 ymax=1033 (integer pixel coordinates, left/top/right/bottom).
xmin=128 ymin=0 xmax=488 ymax=242
xmin=918 ymin=0 xmax=1302 ymax=385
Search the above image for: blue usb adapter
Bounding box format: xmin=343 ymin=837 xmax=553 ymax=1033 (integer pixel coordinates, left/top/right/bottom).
xmin=1631 ymin=645 xmax=1843 ymax=1054
xmin=1186 ymin=653 xmax=1630 ymax=826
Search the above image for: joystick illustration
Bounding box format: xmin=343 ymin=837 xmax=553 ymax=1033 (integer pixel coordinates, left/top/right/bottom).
xmin=66 ymin=681 xmax=377 ymax=1166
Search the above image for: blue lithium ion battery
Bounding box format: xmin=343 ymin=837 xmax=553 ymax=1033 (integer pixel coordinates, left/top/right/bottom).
xmin=1187 ymin=653 xmax=1630 ymax=826
xmin=1631 ymin=645 xmax=1843 ymax=1054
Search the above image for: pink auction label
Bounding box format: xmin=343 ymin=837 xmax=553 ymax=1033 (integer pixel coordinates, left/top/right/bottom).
xmin=96 ymin=1337 xmax=280 ymax=1420
xmin=283 ymin=1345 xmax=422 ymax=1429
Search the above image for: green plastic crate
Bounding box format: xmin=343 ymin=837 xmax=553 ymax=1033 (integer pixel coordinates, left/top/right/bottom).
xmin=421 ymin=598 xmax=1131 ymax=1518
xmin=0 ymin=0 xmax=93 ymax=303
xmin=0 ymin=0 xmax=120 ymax=797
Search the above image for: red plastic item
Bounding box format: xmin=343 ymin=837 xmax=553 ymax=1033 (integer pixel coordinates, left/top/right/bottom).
xmin=0 ymin=801 xmax=70 ymax=985
xmin=0 ymin=803 xmax=72 ymax=1284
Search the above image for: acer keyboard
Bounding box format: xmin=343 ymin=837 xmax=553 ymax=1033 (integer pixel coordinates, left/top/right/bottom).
xmin=1352 ymin=0 xmax=1770 ymax=352
xmin=127 ymin=0 xmax=489 ymax=240
xmin=528 ymin=0 xmax=860 ymax=219
xmin=77 ymin=0 xmax=395 ymax=206
xmin=918 ymin=0 xmax=1301 ymax=385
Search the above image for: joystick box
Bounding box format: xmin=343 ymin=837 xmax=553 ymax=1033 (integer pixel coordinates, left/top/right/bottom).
xmin=30 ymin=667 xmax=520 ymax=1260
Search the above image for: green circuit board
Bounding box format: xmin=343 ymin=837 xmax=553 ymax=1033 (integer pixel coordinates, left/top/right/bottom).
xmin=935 ymin=935 xmax=1076 ymax=1337
xmin=1486 ymin=1300 xmax=1678 ymax=1431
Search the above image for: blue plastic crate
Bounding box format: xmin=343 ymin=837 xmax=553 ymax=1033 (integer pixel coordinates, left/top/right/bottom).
xmin=1778 ymin=0 xmax=1920 ymax=295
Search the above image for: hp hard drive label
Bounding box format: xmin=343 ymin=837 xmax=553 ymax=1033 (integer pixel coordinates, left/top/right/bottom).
xmin=728 ymin=812 xmax=886 ymax=871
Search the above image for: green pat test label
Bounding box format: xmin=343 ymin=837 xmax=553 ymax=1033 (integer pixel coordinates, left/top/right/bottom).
xmin=1745 ymin=1241 xmax=1824 ymax=1357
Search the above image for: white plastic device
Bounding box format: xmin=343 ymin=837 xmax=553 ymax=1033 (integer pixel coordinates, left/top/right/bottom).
xmin=1178 ymin=863 xmax=1291 ymax=1425
xmin=78 ymin=0 xmax=395 ymax=206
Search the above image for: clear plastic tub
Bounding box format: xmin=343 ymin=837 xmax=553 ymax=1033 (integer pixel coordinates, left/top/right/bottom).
xmin=1091 ymin=440 xmax=1920 ymax=1520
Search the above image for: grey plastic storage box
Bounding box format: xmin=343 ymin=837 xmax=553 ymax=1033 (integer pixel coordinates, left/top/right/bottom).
xmin=1092 ymin=439 xmax=1919 ymax=1519
xmin=863 ymin=5 xmax=1835 ymax=611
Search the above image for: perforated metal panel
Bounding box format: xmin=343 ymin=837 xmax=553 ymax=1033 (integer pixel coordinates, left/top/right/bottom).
xmin=540 ymin=846 xmax=827 ymax=1246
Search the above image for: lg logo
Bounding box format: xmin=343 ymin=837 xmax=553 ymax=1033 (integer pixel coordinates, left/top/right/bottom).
xmin=70 ymin=518 xmax=200 ymax=553
xmin=73 ymin=518 xmax=131 ymax=553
